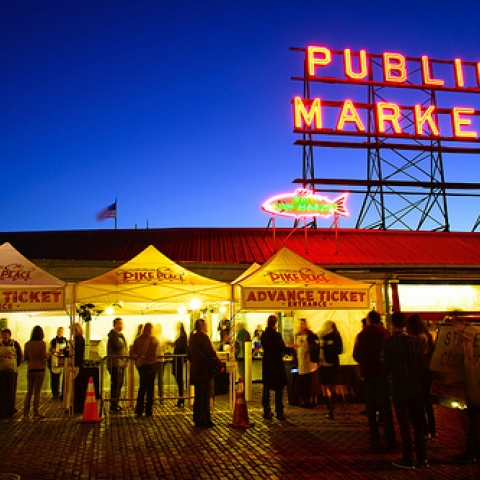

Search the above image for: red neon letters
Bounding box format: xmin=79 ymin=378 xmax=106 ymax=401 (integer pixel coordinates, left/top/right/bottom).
xmin=296 ymin=46 xmax=480 ymax=140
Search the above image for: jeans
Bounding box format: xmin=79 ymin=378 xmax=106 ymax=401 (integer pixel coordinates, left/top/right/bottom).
xmin=262 ymin=386 xmax=284 ymax=416
xmin=393 ymin=393 xmax=426 ymax=463
xmin=362 ymin=377 xmax=396 ymax=445
xmin=24 ymin=370 xmax=45 ymax=416
xmin=135 ymin=364 xmax=156 ymax=416
xmin=108 ymin=366 xmax=125 ymax=409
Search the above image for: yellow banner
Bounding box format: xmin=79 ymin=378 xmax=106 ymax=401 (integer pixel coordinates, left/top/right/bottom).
xmin=0 ymin=288 xmax=65 ymax=312
xmin=241 ymin=287 xmax=370 ymax=310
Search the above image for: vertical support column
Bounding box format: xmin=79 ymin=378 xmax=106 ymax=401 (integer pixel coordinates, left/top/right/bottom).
xmin=244 ymin=340 xmax=252 ymax=401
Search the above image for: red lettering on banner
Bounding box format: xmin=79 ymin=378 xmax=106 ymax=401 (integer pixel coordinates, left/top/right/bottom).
xmin=1 ymin=290 xmax=62 ymax=304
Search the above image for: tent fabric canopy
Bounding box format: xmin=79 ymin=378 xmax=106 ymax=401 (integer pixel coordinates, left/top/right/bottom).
xmin=75 ymin=245 xmax=231 ymax=310
xmin=0 ymin=242 xmax=66 ymax=312
xmin=235 ymin=247 xmax=372 ymax=311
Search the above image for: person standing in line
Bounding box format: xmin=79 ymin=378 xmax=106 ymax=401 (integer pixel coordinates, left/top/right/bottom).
xmin=319 ymin=321 xmax=343 ymax=420
xmin=107 ymin=317 xmax=128 ymax=412
xmin=406 ymin=314 xmax=437 ymax=440
xmin=234 ymin=321 xmax=251 ymax=381
xmin=71 ymin=322 xmax=86 ymax=414
xmin=295 ymin=318 xmax=319 ymax=408
xmin=384 ymin=312 xmax=428 ymax=470
xmin=353 ymin=310 xmax=396 ymax=448
xmin=130 ymin=322 xmax=159 ymax=418
xmin=188 ymin=318 xmax=224 ymax=428
xmin=49 ymin=327 xmax=67 ymax=399
xmin=261 ymin=315 xmax=289 ymax=420
xmin=0 ymin=328 xmax=23 ymax=413
xmin=154 ymin=323 xmax=168 ymax=400
xmin=172 ymin=322 xmax=188 ymax=407
xmin=23 ymin=325 xmax=49 ymax=420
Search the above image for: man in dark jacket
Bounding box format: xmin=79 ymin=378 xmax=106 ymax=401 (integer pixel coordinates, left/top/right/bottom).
xmin=353 ymin=310 xmax=396 ymax=448
xmin=107 ymin=318 xmax=128 ymax=412
xmin=385 ymin=312 xmax=428 ymax=469
xmin=261 ymin=315 xmax=288 ymax=420
xmin=188 ymin=318 xmax=223 ymax=428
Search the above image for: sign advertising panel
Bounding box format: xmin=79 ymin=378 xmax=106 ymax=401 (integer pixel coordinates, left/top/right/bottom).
xmin=292 ymin=46 xmax=480 ymax=150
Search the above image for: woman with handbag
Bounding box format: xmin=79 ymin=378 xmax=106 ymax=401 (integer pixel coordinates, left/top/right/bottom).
xmin=188 ymin=318 xmax=224 ymax=428
xmin=130 ymin=322 xmax=159 ymax=417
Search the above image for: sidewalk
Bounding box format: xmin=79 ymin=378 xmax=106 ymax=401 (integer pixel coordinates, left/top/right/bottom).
xmin=0 ymin=384 xmax=478 ymax=479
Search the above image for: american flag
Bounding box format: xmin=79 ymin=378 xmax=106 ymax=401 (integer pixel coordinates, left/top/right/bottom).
xmin=96 ymin=202 xmax=117 ymax=221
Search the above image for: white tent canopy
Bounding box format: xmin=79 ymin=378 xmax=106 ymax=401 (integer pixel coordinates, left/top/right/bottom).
xmin=75 ymin=245 xmax=231 ymax=313
xmin=0 ymin=242 xmax=66 ymax=312
xmin=234 ymin=247 xmax=372 ymax=311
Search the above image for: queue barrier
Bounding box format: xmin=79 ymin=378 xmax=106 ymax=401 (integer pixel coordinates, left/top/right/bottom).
xmin=98 ymin=354 xmax=191 ymax=415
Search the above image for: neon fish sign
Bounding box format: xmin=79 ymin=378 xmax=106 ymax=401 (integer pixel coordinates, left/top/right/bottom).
xmin=262 ymin=189 xmax=348 ymax=219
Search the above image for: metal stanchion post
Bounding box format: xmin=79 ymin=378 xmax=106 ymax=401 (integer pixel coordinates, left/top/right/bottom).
xmin=127 ymin=357 xmax=135 ymax=408
xmin=244 ymin=340 xmax=252 ymax=401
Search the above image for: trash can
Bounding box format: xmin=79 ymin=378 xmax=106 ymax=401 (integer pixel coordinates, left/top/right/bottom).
xmin=0 ymin=370 xmax=16 ymax=418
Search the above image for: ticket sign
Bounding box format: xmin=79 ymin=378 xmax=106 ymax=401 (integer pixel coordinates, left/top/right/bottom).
xmin=0 ymin=288 xmax=65 ymax=312
xmin=241 ymin=287 xmax=369 ymax=310
xmin=430 ymin=322 xmax=480 ymax=406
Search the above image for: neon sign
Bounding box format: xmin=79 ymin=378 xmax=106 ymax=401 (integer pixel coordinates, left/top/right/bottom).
xmin=261 ymin=189 xmax=348 ymax=219
xmin=293 ymin=46 xmax=480 ymax=144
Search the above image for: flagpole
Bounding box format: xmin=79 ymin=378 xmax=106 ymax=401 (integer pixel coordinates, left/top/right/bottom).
xmin=115 ymin=197 xmax=118 ymax=230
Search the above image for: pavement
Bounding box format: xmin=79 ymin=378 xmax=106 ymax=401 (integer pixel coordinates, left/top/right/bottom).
xmin=0 ymin=383 xmax=478 ymax=480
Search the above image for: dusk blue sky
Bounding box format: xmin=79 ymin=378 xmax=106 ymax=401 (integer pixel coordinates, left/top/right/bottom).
xmin=1 ymin=0 xmax=479 ymax=232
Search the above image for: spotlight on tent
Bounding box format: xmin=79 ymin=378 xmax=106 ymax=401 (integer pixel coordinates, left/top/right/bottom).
xmin=189 ymin=298 xmax=201 ymax=311
xmin=78 ymin=304 xmax=94 ymax=322
xmin=178 ymin=305 xmax=187 ymax=315
xmin=105 ymin=306 xmax=115 ymax=315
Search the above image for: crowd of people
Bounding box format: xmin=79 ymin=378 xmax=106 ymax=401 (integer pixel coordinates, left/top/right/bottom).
xmin=1 ymin=311 xmax=478 ymax=468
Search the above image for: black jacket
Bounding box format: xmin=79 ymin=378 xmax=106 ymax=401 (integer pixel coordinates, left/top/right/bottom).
xmin=261 ymin=326 xmax=288 ymax=390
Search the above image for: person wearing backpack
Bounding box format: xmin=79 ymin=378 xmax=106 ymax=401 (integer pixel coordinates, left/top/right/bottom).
xmin=319 ymin=321 xmax=343 ymax=419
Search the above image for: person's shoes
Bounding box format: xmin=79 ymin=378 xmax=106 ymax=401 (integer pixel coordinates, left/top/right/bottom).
xmin=392 ymin=458 xmax=415 ymax=469
xmin=326 ymin=411 xmax=334 ymax=420
xmin=276 ymin=413 xmax=289 ymax=420
xmin=175 ymin=401 xmax=184 ymax=407
xmin=206 ymin=421 xmax=215 ymax=428
xmin=145 ymin=413 xmax=152 ymax=417
xmin=263 ymin=411 xmax=274 ymax=419
xmin=452 ymin=453 xmax=477 ymax=464
xmin=13 ymin=407 xmax=18 ymax=413
xmin=34 ymin=414 xmax=46 ymax=420
xmin=417 ymin=459 xmax=429 ymax=468
xmin=110 ymin=405 xmax=122 ymax=412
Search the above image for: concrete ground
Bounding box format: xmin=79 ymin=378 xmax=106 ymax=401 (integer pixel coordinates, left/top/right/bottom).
xmin=0 ymin=382 xmax=478 ymax=480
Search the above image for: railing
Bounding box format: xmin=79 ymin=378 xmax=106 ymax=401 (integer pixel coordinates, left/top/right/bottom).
xmin=98 ymin=354 xmax=191 ymax=414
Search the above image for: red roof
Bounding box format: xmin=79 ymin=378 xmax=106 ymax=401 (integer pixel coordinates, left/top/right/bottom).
xmin=0 ymin=227 xmax=479 ymax=268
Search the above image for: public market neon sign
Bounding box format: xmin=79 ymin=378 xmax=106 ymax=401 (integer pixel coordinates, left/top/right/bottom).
xmin=293 ymin=46 xmax=480 ymax=142
xmin=261 ymin=188 xmax=349 ymax=219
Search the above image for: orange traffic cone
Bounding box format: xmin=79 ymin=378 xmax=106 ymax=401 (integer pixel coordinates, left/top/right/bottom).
xmin=228 ymin=378 xmax=253 ymax=428
xmin=77 ymin=376 xmax=103 ymax=423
